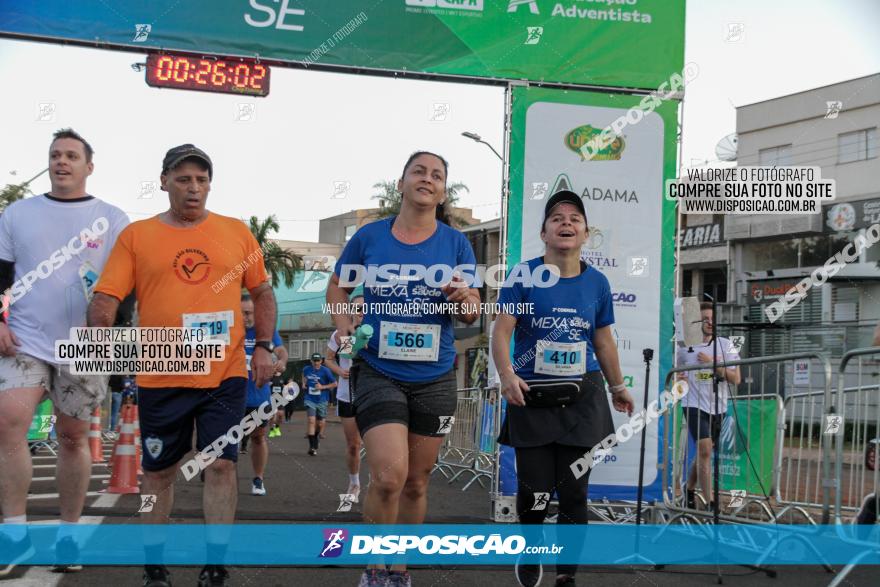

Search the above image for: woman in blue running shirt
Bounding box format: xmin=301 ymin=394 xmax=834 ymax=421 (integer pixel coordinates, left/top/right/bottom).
xmin=327 ymin=151 xmax=480 ymax=587
xmin=492 ymin=190 xmax=635 ymax=587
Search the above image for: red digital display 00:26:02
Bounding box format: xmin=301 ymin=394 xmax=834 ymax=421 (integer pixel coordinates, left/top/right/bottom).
xmin=145 ymin=53 xmax=270 ymax=97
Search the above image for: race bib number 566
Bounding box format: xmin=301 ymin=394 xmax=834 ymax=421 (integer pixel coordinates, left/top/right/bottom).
xmin=379 ymin=321 xmax=440 ymax=362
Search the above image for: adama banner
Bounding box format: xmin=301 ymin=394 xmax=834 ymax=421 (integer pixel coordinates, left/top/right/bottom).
xmin=500 ymin=86 xmax=679 ymax=501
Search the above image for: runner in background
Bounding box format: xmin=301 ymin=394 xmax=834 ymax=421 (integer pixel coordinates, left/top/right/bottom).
xmin=282 ymin=377 xmax=299 ymax=422
xmin=88 ymin=144 xmax=276 ymax=587
xmin=327 ymin=151 xmax=480 ymax=587
xmin=493 ymin=191 xmax=635 ymax=587
xmin=676 ymin=302 xmax=741 ymax=511
xmin=325 ymin=294 xmax=365 ymax=502
xmin=0 ymin=129 xmax=130 ymax=576
xmin=107 ymin=375 xmax=125 ymax=436
xmin=239 ymin=293 xmax=286 ymax=495
xmin=302 ymin=354 xmax=336 ymax=455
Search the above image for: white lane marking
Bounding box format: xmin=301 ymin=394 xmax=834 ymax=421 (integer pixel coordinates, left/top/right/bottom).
xmin=32 ymin=464 xmax=107 ymax=469
xmin=9 ymin=567 xmax=64 ymax=586
xmin=90 ymin=493 xmax=123 ymax=508
xmin=27 ymin=492 xmax=102 ymax=501
xmin=31 ymin=475 xmax=110 ymax=482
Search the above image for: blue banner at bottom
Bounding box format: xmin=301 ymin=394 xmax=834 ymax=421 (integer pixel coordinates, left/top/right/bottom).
xmin=2 ymin=524 xmax=878 ymax=565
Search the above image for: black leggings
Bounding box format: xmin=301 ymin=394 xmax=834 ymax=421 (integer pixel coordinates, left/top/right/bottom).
xmin=515 ymin=443 xmax=591 ymax=578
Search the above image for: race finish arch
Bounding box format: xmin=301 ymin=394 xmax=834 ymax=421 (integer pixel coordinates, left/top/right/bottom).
xmin=1 ymin=0 xmax=685 ymax=505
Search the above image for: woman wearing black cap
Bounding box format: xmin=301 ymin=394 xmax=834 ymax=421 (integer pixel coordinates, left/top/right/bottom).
xmin=492 ymin=190 xmax=635 ymax=587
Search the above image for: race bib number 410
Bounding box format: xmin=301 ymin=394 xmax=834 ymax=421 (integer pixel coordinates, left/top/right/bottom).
xmin=379 ymin=321 xmax=440 ymax=362
xmin=534 ymin=340 xmax=586 ymax=376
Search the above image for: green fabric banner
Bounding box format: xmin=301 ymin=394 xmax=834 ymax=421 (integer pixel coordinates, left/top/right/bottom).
xmin=27 ymin=400 xmax=55 ymax=442
xmin=719 ymin=398 xmax=778 ymax=495
xmin=0 ymin=1 xmax=685 ymax=89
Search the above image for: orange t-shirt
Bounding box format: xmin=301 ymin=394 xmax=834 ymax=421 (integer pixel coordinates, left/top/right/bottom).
xmin=95 ymin=212 xmax=269 ymax=388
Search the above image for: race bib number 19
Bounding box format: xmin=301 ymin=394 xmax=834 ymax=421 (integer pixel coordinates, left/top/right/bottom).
xmin=379 ymin=321 xmax=440 ymax=362
xmin=534 ymin=340 xmax=586 ymax=376
xmin=182 ymin=310 xmax=234 ymax=345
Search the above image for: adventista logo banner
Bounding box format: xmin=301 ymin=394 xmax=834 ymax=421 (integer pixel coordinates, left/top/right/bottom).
xmin=0 ymin=1 xmax=685 ymax=89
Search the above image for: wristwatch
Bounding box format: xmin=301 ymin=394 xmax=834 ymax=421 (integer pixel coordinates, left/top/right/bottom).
xmin=254 ymin=340 xmax=275 ymax=354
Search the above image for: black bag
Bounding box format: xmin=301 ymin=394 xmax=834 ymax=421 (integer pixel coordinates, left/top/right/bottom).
xmin=521 ymin=377 xmax=586 ymax=408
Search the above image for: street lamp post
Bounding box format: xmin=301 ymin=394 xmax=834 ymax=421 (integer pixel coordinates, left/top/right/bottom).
xmin=461 ymin=129 xmax=508 ymax=346
xmin=461 ymin=131 xmax=503 ymax=163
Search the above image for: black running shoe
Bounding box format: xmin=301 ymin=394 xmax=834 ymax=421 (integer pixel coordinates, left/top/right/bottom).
xmin=197 ymin=564 xmax=229 ymax=587
xmin=856 ymin=493 xmax=877 ymax=525
xmin=555 ymin=575 xmax=576 ymax=586
xmin=143 ymin=565 xmax=172 ymax=587
xmin=51 ymin=536 xmax=83 ymax=573
xmin=515 ymin=558 xmax=543 ymax=587
xmin=0 ymin=532 xmax=35 ymax=577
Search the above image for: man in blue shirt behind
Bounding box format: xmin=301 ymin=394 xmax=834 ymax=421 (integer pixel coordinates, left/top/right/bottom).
xmin=241 ymin=294 xmax=287 ymax=495
xmin=302 ymin=353 xmax=336 ymax=456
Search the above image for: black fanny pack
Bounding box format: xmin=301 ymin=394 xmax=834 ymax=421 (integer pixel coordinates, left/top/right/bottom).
xmin=522 ymin=376 xmax=587 ymax=408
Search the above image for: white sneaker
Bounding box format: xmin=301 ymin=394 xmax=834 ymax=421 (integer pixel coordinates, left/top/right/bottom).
xmin=251 ymin=477 xmax=266 ymax=496
xmin=347 ymin=484 xmax=361 ymax=503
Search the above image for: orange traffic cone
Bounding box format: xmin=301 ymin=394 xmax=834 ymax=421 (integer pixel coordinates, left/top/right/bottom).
xmin=107 ymin=404 xmax=127 ymax=471
xmin=106 ymin=404 xmax=139 ymax=494
xmin=132 ymin=404 xmax=143 ymax=475
xmin=89 ymin=407 xmax=105 ymax=463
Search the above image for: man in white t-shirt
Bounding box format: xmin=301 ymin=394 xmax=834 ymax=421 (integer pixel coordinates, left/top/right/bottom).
xmin=0 ymin=129 xmax=129 ymax=575
xmin=324 ymin=295 xmax=364 ymax=502
xmin=676 ymin=302 xmax=741 ymax=511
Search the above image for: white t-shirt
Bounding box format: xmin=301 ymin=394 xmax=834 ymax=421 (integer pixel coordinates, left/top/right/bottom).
xmin=0 ymin=195 xmax=129 ymax=363
xmin=676 ymin=337 xmax=740 ymax=415
xmin=327 ymin=330 xmax=352 ymax=403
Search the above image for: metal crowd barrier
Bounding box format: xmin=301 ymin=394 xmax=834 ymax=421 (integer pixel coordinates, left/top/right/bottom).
xmin=433 ymin=387 xmax=499 ymax=491
xmin=825 ymin=347 xmax=880 ymax=587
xmin=832 ymin=348 xmax=880 ymax=524
xmin=660 ymin=352 xmax=834 ymax=526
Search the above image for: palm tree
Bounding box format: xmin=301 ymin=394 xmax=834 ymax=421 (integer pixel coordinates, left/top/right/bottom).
xmin=1 ymin=168 xmax=48 ymax=213
xmin=246 ymin=215 xmax=303 ymax=288
xmin=371 ymin=180 xmax=472 ymax=228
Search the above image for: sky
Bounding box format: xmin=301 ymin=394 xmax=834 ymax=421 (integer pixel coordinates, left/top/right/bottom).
xmin=1 ymin=0 xmax=879 ymax=242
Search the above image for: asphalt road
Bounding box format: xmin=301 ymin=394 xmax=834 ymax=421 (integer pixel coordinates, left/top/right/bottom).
xmin=8 ymin=412 xmax=878 ymax=586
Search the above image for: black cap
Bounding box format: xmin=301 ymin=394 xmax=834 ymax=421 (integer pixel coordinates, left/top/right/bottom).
xmin=543 ymin=190 xmax=586 ymax=222
xmin=310 ymin=353 xmax=323 ymax=361
xmin=162 ymin=144 xmax=213 ymax=178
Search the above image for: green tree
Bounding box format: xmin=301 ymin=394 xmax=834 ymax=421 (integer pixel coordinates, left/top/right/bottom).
xmin=371 ymin=180 xmax=471 ymax=228
xmin=246 ymin=215 xmax=303 ymax=288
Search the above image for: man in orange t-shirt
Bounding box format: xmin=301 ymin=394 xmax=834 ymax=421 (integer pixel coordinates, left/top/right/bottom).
xmin=88 ymin=144 xmax=276 ymax=587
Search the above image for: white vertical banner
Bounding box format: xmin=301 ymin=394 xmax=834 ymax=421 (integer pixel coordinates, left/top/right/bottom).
xmin=521 ymin=101 xmax=666 ymax=490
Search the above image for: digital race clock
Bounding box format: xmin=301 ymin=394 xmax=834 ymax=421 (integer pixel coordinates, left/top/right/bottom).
xmin=145 ymin=53 xmax=270 ymax=97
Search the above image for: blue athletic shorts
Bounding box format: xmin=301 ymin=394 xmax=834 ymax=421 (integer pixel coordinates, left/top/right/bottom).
xmin=137 ymin=377 xmax=247 ymax=472
xmin=304 ymin=399 xmax=328 ymax=420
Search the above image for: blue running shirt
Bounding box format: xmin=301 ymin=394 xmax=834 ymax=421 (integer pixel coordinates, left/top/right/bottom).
xmin=334 ymin=217 xmax=477 ymax=382
xmin=498 ymin=257 xmax=614 ymax=380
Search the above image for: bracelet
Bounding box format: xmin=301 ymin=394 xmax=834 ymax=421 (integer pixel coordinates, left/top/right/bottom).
xmin=609 ymin=383 xmax=627 ymax=395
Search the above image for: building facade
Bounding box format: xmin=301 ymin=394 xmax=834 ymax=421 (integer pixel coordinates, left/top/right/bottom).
xmin=679 ymin=73 xmax=880 ymax=360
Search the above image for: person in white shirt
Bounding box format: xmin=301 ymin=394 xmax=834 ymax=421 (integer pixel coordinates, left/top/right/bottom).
xmin=676 ymin=302 xmax=741 ymax=510
xmin=0 ymin=129 xmax=129 ymax=575
xmin=325 ymin=295 xmax=365 ymax=502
